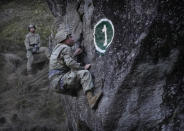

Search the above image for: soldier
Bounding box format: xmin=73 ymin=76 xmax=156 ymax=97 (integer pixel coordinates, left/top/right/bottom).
xmin=49 ymin=28 xmax=103 ymax=109
xmin=24 ymin=24 xmax=50 ymax=74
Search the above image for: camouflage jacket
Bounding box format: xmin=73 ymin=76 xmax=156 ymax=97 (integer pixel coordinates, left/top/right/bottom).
xmin=24 ymin=32 xmax=40 ymax=50
xmin=49 ymin=44 xmax=84 ymax=79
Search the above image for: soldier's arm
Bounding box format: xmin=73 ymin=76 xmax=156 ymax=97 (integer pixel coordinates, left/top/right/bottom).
xmin=61 ymin=46 xmax=84 ymax=70
xmin=24 ymin=35 xmax=30 ymax=50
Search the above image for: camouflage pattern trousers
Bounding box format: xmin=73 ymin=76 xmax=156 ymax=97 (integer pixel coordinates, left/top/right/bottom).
xmin=50 ymin=70 xmax=94 ymax=94
xmin=26 ymin=47 xmax=50 ymax=72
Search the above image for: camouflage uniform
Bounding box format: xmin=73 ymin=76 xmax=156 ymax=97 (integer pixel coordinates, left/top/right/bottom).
xmin=49 ymin=44 xmax=94 ymax=94
xmin=24 ymin=32 xmax=50 ymax=72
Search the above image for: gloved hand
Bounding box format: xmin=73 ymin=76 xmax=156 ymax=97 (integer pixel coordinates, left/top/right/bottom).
xmin=32 ymin=45 xmax=39 ymax=53
xmin=27 ymin=48 xmax=32 ymax=51
xmin=74 ymin=48 xmax=83 ymax=56
xmin=84 ymin=64 xmax=91 ymax=70
xmin=35 ymin=45 xmax=40 ymax=53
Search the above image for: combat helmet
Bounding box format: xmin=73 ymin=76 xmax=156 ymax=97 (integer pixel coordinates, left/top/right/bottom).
xmin=55 ymin=24 xmax=70 ymax=43
xmin=28 ymin=24 xmax=36 ymax=31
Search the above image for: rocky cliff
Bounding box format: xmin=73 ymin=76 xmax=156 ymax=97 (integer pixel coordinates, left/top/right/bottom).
xmin=0 ymin=0 xmax=183 ymax=131
xmin=46 ymin=0 xmax=184 ymax=131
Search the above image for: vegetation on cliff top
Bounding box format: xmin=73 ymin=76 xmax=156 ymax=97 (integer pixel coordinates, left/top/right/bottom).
xmin=0 ymin=0 xmax=54 ymax=52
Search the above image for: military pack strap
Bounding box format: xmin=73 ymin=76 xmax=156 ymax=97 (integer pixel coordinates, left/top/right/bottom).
xmin=49 ymin=70 xmax=62 ymax=79
xmin=51 ymin=44 xmax=64 ymax=59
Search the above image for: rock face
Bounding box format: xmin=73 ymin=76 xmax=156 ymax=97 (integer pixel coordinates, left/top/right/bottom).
xmin=46 ymin=0 xmax=184 ymax=131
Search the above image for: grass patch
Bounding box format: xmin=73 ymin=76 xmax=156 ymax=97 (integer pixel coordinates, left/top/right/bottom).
xmin=0 ymin=0 xmax=54 ymax=52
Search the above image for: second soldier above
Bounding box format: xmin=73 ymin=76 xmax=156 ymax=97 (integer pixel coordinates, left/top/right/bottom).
xmin=24 ymin=24 xmax=50 ymax=74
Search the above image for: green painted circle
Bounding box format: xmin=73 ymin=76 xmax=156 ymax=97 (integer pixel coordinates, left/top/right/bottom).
xmin=94 ymin=19 xmax=114 ymax=53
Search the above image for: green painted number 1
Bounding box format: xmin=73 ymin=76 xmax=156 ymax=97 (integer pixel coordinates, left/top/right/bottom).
xmin=94 ymin=18 xmax=114 ymax=54
xmin=102 ymin=25 xmax=107 ymax=46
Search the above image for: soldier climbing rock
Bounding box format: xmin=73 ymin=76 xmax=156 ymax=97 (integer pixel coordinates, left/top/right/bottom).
xmin=49 ymin=25 xmax=103 ymax=109
xmin=24 ymin=24 xmax=50 ymax=74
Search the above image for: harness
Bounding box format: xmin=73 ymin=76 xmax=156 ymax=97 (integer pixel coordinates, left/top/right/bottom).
xmin=49 ymin=69 xmax=69 ymax=93
xmin=48 ymin=69 xmax=65 ymax=79
xmin=29 ymin=44 xmax=39 ymax=54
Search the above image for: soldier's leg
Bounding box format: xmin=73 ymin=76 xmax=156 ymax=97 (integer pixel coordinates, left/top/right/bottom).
xmin=49 ymin=75 xmax=64 ymax=93
xmin=76 ymin=70 xmax=103 ymax=109
xmin=62 ymin=71 xmax=78 ymax=90
xmin=26 ymin=51 xmax=33 ymax=73
xmin=62 ymin=70 xmax=102 ymax=108
xmin=39 ymin=47 xmax=50 ymax=58
xmin=75 ymin=70 xmax=94 ymax=94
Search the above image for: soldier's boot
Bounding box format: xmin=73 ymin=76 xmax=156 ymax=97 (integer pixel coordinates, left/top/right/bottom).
xmin=27 ymin=68 xmax=34 ymax=77
xmin=27 ymin=70 xmax=32 ymax=76
xmin=86 ymin=91 xmax=103 ymax=109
